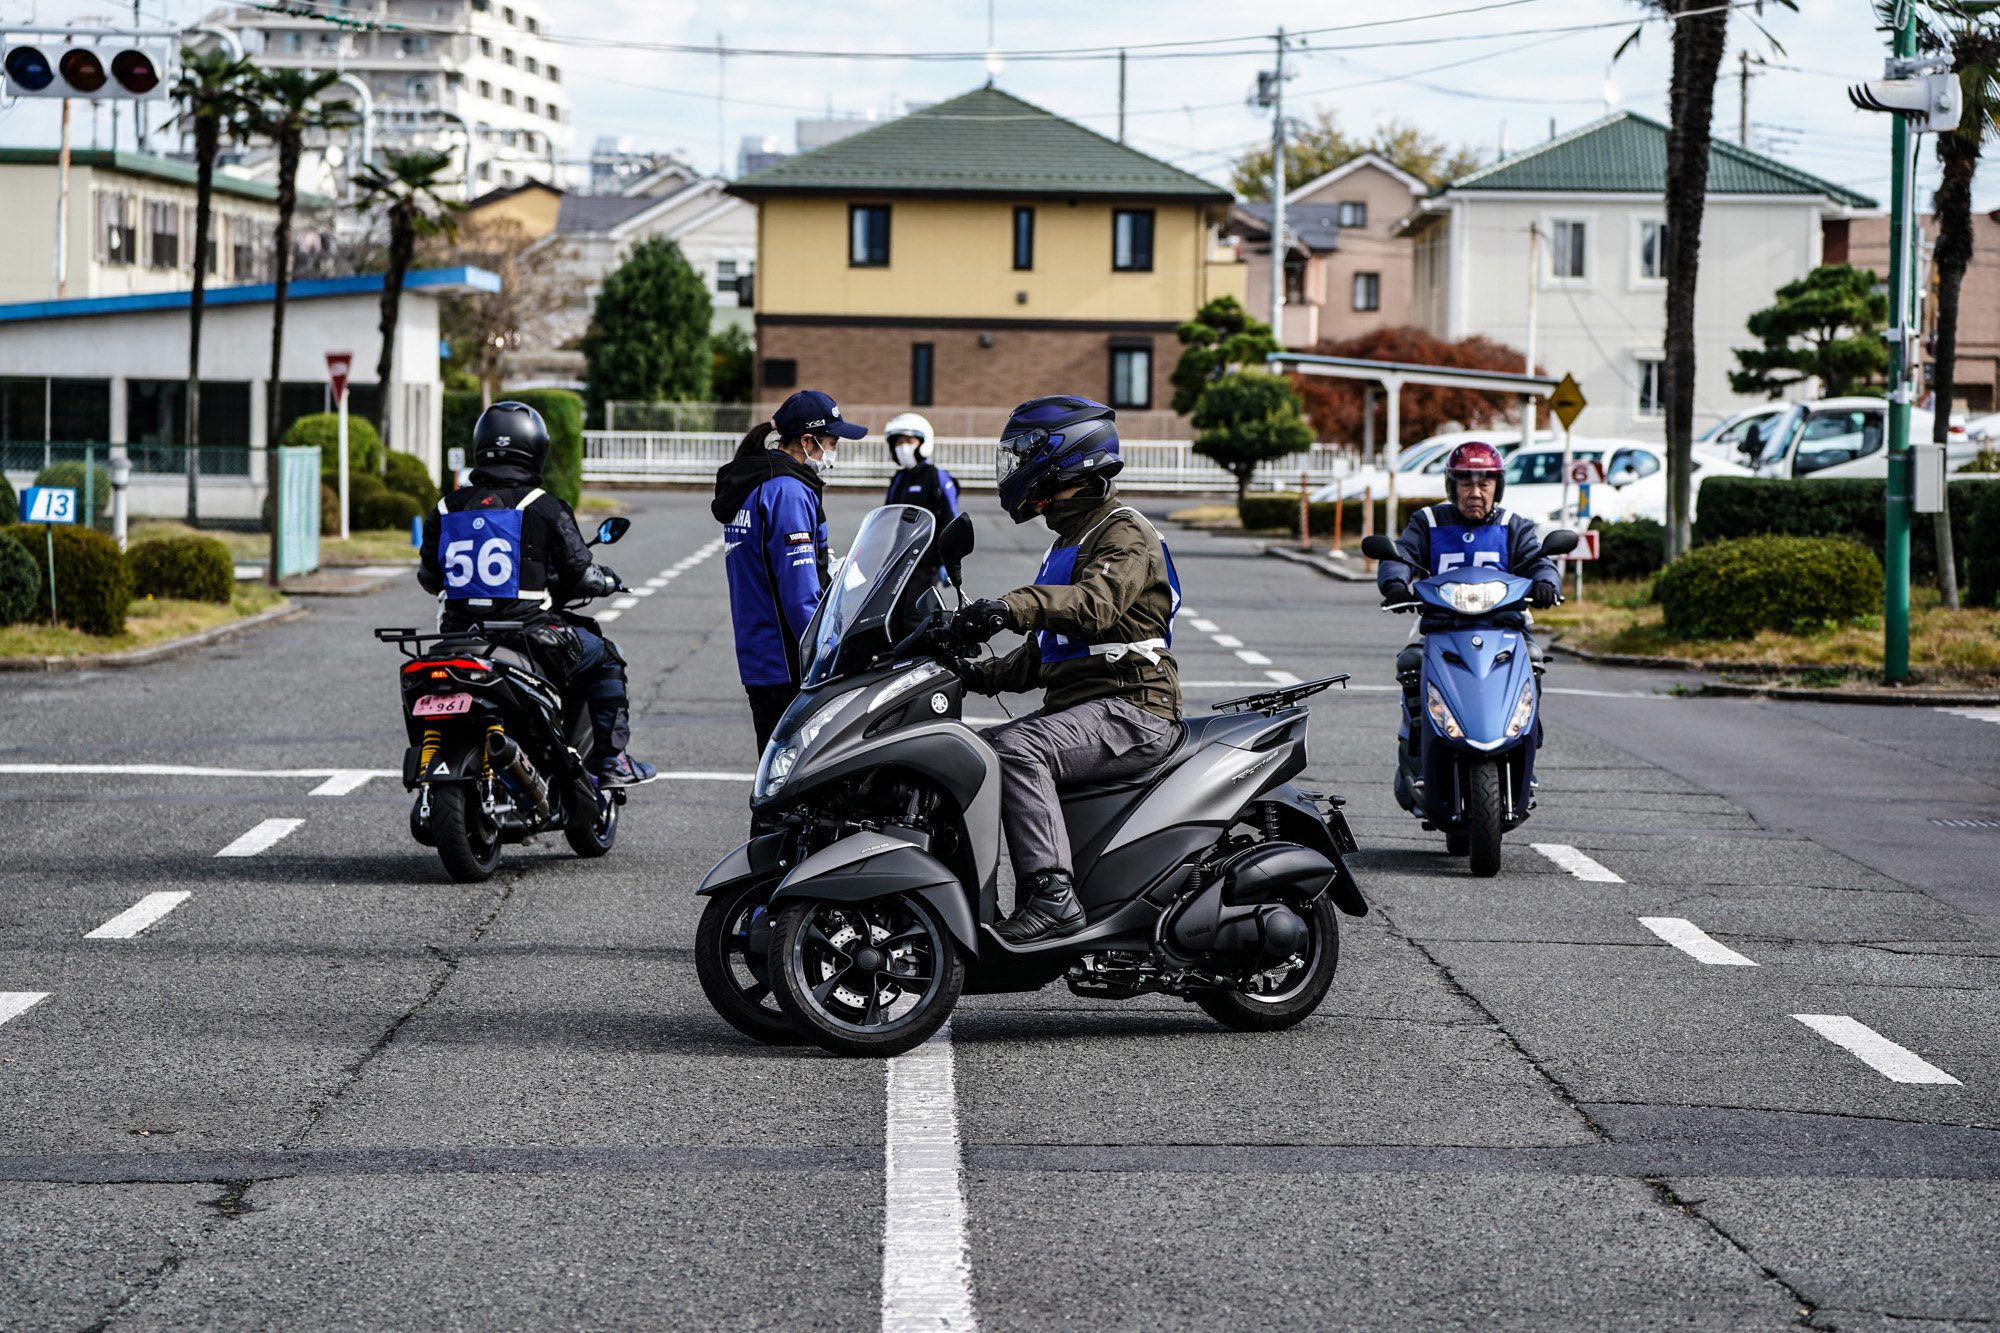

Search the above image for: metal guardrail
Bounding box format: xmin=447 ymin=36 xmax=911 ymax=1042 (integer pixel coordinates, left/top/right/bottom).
xmin=582 ymin=432 xmax=1356 ymax=494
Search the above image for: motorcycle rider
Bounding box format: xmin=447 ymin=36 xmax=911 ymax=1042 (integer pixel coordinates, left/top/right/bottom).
xmin=712 ymin=389 xmax=866 ymax=753
xmin=1374 ymin=440 xmax=1560 ymax=751
xmin=881 ymin=412 xmax=961 ymax=582
xmin=950 ymin=396 xmax=1184 ymax=945
xmin=417 ymin=401 xmax=657 ymax=787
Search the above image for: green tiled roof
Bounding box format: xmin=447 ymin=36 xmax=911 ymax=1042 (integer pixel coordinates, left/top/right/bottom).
xmin=0 ymin=148 xmax=318 ymax=205
xmin=1442 ymin=112 xmax=1876 ymax=209
xmin=728 ymin=85 xmax=1229 ymax=201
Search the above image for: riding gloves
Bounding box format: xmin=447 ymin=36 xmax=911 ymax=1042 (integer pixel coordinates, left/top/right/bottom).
xmin=1530 ymin=580 xmax=1562 ymax=609
xmin=955 ymin=598 xmax=1014 ymax=645
xmin=1380 ymin=580 xmax=1412 ymax=607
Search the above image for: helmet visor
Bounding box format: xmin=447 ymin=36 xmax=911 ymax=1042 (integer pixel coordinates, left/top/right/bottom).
xmin=996 ymin=428 xmax=1050 ymax=484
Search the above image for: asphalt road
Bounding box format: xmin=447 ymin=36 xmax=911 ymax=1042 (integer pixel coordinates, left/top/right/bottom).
xmin=2 ymin=488 xmax=1996 ymax=1333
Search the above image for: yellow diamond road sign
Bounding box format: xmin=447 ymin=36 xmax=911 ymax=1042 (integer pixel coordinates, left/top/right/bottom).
xmin=1549 ymin=373 xmax=1586 ymax=431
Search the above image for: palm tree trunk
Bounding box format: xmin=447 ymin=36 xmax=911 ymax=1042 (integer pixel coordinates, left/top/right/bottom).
xmin=1660 ymin=0 xmax=1729 ymax=561
xmin=266 ymin=129 xmax=299 ymax=588
xmin=1929 ymin=124 xmax=1980 ymax=611
xmin=186 ymin=114 xmax=217 ymax=528
xmin=374 ymin=200 xmax=415 ymax=460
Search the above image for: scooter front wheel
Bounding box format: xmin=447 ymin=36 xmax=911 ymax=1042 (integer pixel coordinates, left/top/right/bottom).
xmin=770 ymin=894 xmax=964 ymax=1058
xmin=694 ymin=880 xmax=803 ymax=1045
xmin=1466 ymin=759 xmax=1504 ymax=878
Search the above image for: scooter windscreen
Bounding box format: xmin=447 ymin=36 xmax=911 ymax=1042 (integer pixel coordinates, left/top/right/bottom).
xmin=798 ymin=504 xmax=935 ymax=689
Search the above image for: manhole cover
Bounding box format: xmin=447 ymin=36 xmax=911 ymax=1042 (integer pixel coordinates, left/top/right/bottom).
xmin=1929 ymin=818 xmax=2000 ymax=828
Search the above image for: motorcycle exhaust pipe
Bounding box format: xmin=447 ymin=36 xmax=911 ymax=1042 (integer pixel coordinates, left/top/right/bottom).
xmin=485 ymin=732 xmax=552 ymax=821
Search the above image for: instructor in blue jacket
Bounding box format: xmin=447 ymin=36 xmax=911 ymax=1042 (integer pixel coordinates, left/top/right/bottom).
xmin=711 ymin=390 xmax=867 ymax=753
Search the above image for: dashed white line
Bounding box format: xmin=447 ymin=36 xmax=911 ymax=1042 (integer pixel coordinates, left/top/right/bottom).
xmin=1265 ymin=670 xmax=1303 ymax=685
xmin=596 ymin=609 xmax=623 ymax=621
xmin=309 ymin=770 xmax=383 ymax=796
xmin=0 ymin=764 xmax=395 ymax=794
xmin=0 ymin=993 xmax=50 ymax=1026
xmin=1234 ymin=649 xmax=1273 ymax=666
xmin=1531 ymin=843 xmax=1625 ymax=882
xmin=1939 ymin=707 xmax=2000 ymax=725
xmin=85 ymin=892 xmax=192 ymax=940
xmin=215 ymin=818 xmax=304 ymax=858
xmin=610 ymin=596 xmax=640 ymax=609
xmin=632 ymin=586 xmax=658 ymax=597
xmin=1637 ymin=917 xmax=1758 ymax=966
xmin=881 ymin=1023 xmax=976 ymax=1333
xmin=643 ymin=576 xmax=670 ymax=588
xmin=1188 ymin=618 xmax=1219 ymax=633
xmin=1210 ymin=633 xmax=1244 ymax=648
xmin=1793 ymin=1015 xmax=1962 ymax=1085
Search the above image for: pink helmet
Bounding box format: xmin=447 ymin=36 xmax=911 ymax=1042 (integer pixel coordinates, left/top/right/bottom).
xmin=1444 ymin=441 xmax=1506 ymax=504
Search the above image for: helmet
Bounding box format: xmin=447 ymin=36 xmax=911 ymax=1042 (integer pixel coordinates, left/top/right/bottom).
xmin=884 ymin=412 xmax=935 ymax=468
xmin=996 ymin=396 xmax=1122 ymax=524
xmin=1443 ymin=441 xmax=1506 ymax=508
xmin=472 ymin=401 xmax=550 ymax=477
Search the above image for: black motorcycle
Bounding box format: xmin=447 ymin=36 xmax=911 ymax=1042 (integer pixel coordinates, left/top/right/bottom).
xmin=693 ymin=505 xmax=1368 ymax=1057
xmin=376 ymin=516 xmax=633 ymax=883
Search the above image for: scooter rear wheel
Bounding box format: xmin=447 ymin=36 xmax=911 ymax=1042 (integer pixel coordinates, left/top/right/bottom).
xmin=770 ymin=894 xmax=964 ymax=1058
xmin=694 ymin=880 xmax=802 ymax=1045
xmin=433 ymin=785 xmax=500 ymax=883
xmin=563 ymin=783 xmax=618 ymax=858
xmin=1467 ymin=759 xmax=1504 ymax=878
xmin=1195 ymin=896 xmax=1340 ymax=1032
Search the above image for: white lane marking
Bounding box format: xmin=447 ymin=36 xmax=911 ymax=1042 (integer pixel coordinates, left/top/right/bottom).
xmin=1179 ymin=680 xmax=1302 ymax=688
xmin=610 ymin=596 xmax=640 ymax=609
xmin=1188 ymin=618 xmax=1219 ymax=633
xmin=653 ymin=771 xmax=756 ymax=781
xmin=309 ymin=770 xmax=382 ymax=796
xmin=596 ymin=609 xmax=623 ymax=621
xmin=1210 ymin=633 xmax=1244 ymax=648
xmin=0 ymin=764 xmax=398 ymax=786
xmin=1793 ymin=1015 xmax=1962 ymax=1085
xmin=85 ymin=892 xmax=193 ymax=940
xmin=1638 ymin=917 xmax=1758 ymax=966
xmin=1531 ymin=843 xmax=1625 ymax=882
xmin=215 ymin=819 xmax=304 ymax=858
xmin=643 ymin=576 xmax=669 ymax=588
xmin=1546 ymin=687 xmax=1670 ymax=699
xmin=882 ymin=1022 xmax=976 ymax=1333
xmin=1265 ymin=670 xmax=1303 ymax=685
xmin=1234 ymin=649 xmax=1272 ymax=665
xmin=1940 ymin=707 xmax=2000 ymax=725
xmin=632 ymin=586 xmax=658 ymax=597
xmin=0 ymin=993 xmax=49 ymax=1025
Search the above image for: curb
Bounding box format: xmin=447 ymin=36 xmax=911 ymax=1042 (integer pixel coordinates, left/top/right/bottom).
xmin=1264 ymin=545 xmax=1368 ymax=582
xmin=1692 ymin=681 xmax=2000 ymax=706
xmin=281 ymin=570 xmax=410 ymax=598
xmin=0 ymin=600 xmax=306 ymax=673
xmin=1548 ymin=640 xmax=1876 ymax=678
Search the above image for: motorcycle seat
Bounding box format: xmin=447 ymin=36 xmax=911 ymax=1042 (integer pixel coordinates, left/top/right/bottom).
xmin=1056 ymin=714 xmax=1239 ymax=801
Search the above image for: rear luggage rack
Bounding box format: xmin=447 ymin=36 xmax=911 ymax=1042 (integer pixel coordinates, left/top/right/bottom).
xmin=1211 ymin=674 xmax=1350 ymax=714
xmin=375 ymin=622 xmax=527 ymax=660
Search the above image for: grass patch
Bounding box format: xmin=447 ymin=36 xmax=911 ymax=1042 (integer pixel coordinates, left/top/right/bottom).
xmin=1537 ymin=576 xmax=2000 ymax=684
xmin=578 ymin=493 xmax=628 ymax=515
xmin=130 ymin=522 xmax=418 ymax=565
xmin=0 ymin=584 xmax=287 ymax=659
xmin=1168 ymin=503 xmax=1239 ymax=527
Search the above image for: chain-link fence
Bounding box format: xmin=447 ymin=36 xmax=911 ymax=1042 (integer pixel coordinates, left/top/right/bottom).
xmin=602 ymin=402 xmax=1193 ymax=440
xmin=4 ymin=442 xmax=264 ymax=523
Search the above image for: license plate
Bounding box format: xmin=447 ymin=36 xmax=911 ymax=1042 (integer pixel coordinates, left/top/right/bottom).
xmin=412 ymin=692 xmax=472 ymax=717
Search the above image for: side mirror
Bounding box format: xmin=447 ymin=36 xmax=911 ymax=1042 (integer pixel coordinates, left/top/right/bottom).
xmin=1609 ymin=468 xmax=1637 ymax=487
xmin=1538 ymin=529 xmax=1579 ymax=559
xmin=1359 ymin=534 xmax=1400 ymax=562
xmin=935 ymin=512 xmax=975 ymax=586
xmin=593 ymin=516 xmax=631 ymax=546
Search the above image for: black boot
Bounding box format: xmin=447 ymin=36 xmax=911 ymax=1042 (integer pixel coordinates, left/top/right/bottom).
xmin=995 ymin=870 xmax=1086 ymax=944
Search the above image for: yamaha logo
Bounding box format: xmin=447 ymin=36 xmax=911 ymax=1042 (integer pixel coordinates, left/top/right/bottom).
xmin=929 ymin=692 xmax=949 ymax=715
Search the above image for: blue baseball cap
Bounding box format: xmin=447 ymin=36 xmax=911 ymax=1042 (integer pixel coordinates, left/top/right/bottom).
xmin=772 ymin=389 xmax=867 ymax=440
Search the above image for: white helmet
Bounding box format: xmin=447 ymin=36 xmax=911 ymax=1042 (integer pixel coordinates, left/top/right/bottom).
xmin=884 ymin=412 xmax=935 ymax=469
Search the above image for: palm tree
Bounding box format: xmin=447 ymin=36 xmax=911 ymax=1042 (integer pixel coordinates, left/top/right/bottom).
xmin=244 ymin=69 xmax=353 ymax=585
xmin=169 ymin=45 xmax=256 ymax=527
xmin=353 ymin=150 xmax=461 ymax=457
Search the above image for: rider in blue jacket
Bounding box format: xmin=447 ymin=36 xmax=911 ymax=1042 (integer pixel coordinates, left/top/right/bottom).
xmin=711 ymin=390 xmax=866 ymax=753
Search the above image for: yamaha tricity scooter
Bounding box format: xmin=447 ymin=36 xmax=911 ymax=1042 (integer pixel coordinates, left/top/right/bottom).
xmin=695 ymin=504 xmax=1367 ymax=1058
xmin=1361 ymin=529 xmax=1576 ymax=877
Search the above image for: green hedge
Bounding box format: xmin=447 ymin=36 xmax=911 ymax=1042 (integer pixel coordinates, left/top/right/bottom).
xmin=263 ymin=482 xmax=342 ymax=536
xmin=1693 ymin=476 xmax=1996 ymax=582
xmin=1592 ymin=518 xmax=1667 ymax=581
xmin=1656 ymin=535 xmax=1883 ymax=640
xmin=438 ymin=390 xmax=582 ymax=507
xmin=0 ymin=473 xmax=15 ymax=524
xmin=1965 ymin=483 xmax=2000 ymax=607
xmin=285 ymin=412 xmax=383 ymax=475
xmin=359 ymin=489 xmax=424 ymax=531
xmin=0 ymin=531 xmax=36 ymax=626
xmin=384 ymin=450 xmax=440 ymax=508
xmin=0 ymin=522 xmax=131 ymax=635
xmin=33 ymin=461 xmax=112 ymax=528
xmin=1240 ymin=492 xmax=1428 ymax=540
xmin=129 ymin=534 xmax=233 ymax=604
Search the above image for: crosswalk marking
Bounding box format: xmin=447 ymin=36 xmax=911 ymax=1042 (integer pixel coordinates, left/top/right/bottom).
xmin=1793 ymin=1015 xmax=1961 ymax=1085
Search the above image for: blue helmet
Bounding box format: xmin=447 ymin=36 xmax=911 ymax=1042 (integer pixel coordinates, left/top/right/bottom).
xmin=995 ymin=396 xmax=1122 ymax=524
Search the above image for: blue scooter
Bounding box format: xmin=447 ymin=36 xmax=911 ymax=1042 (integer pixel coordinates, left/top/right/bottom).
xmin=1360 ymin=530 xmax=1577 ymax=877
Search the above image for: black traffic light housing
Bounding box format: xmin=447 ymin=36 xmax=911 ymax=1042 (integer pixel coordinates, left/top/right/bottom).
xmin=1 ymin=40 xmax=170 ymax=99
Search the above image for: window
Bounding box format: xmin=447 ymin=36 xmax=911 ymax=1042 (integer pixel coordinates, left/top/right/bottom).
xmin=96 ymin=191 xmax=134 ymax=266
xmin=1638 ymin=219 xmax=1666 ymax=281
xmin=280 ymin=32 xmax=303 ymax=53
xmin=479 ymin=37 xmax=493 ymax=57
xmin=1 ymin=377 xmax=47 ymax=441
xmin=1606 ymin=447 xmax=1661 ymax=485
xmin=1794 ymin=409 xmax=1885 ymax=476
xmin=1112 ymin=209 xmax=1154 ymax=271
xmin=1012 ymin=206 xmax=1034 ymax=271
xmin=502 ymin=46 xmax=516 ymax=65
xmin=526 ymin=16 xmax=540 ymax=33
xmin=1506 ymin=449 xmax=1604 ymax=487
xmin=49 ymin=379 xmax=111 ymax=443
xmin=147 ymin=200 xmax=180 ymax=270
xmin=910 ymin=343 xmax=935 ymax=407
xmin=1352 ymin=271 xmax=1380 ymax=312
xmin=501 ymin=88 xmax=515 ymax=106
xmin=1283 ymin=255 xmax=1306 ymax=305
xmin=547 ymin=64 xmax=561 ymax=83
xmin=524 ymin=96 xmax=537 ymax=115
xmin=849 ymin=204 xmax=890 ymax=266
xmin=478 ymin=79 xmax=492 ymax=98
xmin=1550 ymin=219 xmax=1587 ymax=279
xmin=763 ymin=358 xmax=798 ymax=389
xmin=401 ymin=35 xmax=429 ymax=55
xmin=405 ymin=76 xmax=432 ymax=97
xmin=546 ymin=103 xmax=561 ymax=121
xmin=503 ymin=5 xmax=516 ymax=23
xmin=1637 ymin=358 xmax=1665 ymax=417
xmin=1109 ymin=345 xmax=1152 ymax=409
xmin=524 ymin=56 xmax=538 ymax=75
xmin=1337 ymin=200 xmax=1366 ymax=228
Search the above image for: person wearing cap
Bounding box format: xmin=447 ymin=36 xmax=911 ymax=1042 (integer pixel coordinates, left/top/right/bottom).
xmin=711 ymin=390 xmax=867 ymax=753
xmin=881 ymin=412 xmax=961 ymax=583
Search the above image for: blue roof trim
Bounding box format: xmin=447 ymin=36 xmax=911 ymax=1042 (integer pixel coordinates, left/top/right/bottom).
xmin=0 ymin=267 xmax=502 ymax=324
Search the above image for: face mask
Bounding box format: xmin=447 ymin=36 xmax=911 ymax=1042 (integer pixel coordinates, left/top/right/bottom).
xmin=892 ymin=443 xmax=917 ymax=470
xmin=810 ymin=446 xmax=836 ymax=476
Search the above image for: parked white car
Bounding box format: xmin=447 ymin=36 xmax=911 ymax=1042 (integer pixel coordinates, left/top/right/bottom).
xmin=1963 ymin=410 xmax=2000 ymax=444
xmin=1693 ymin=405 xmax=1792 ymax=470
xmin=1308 ymin=430 xmax=1552 ymax=504
xmin=1721 ymin=397 xmax=1977 ymax=478
xmin=1501 ymin=440 xmax=1751 ymax=526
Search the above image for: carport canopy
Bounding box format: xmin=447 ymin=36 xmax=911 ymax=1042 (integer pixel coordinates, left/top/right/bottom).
xmin=1267 ymin=351 xmax=1559 ymax=470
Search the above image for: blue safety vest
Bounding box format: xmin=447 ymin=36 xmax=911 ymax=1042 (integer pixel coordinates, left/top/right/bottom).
xmin=1032 ymin=506 xmax=1182 ymax=666
xmin=438 ymin=490 xmax=537 ymax=601
xmin=1423 ymin=505 xmax=1513 ymax=574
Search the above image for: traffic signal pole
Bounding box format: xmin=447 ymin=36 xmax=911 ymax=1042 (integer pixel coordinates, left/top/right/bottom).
xmin=1884 ymin=8 xmax=1917 ymax=683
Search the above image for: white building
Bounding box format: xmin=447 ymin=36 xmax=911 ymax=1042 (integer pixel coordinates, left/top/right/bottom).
xmin=207 ymin=0 xmax=573 ymax=198
xmin=1398 ymin=112 xmax=1877 ymax=439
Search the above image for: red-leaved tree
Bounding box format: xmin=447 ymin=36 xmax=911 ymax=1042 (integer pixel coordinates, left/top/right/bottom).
xmin=1290 ymin=326 xmax=1536 ymax=446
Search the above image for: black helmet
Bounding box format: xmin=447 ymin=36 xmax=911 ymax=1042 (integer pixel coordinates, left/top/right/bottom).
xmin=472 ymin=401 xmax=549 ymax=476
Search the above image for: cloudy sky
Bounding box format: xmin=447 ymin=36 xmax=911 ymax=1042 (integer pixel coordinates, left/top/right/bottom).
xmin=0 ymin=0 xmax=1983 ymax=209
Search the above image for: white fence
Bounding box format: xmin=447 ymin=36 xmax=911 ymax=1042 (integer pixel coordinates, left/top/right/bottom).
xmin=582 ymin=432 xmax=1359 ymax=494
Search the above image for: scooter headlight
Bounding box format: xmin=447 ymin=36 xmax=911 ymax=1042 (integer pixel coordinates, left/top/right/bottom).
xmin=1425 ymin=683 xmax=1464 ymax=740
xmin=1504 ymin=676 xmax=1537 ymax=738
xmin=1443 ymin=581 xmax=1510 ymax=614
xmin=869 ymin=662 xmax=948 ymax=713
xmin=754 ymin=694 xmax=845 ymax=800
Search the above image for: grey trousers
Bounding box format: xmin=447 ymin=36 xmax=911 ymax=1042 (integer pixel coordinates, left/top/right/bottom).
xmin=980 ymin=698 xmax=1182 ymax=881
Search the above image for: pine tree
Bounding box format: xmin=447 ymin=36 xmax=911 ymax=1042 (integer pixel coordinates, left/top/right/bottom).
xmin=580 ymin=237 xmax=713 ymax=426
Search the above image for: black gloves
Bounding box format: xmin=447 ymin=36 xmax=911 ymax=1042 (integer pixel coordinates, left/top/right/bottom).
xmin=954 ymin=597 xmax=1013 ymax=645
xmin=575 ymin=564 xmax=623 ymax=599
xmin=1530 ymin=580 xmax=1561 ymax=609
xmin=1380 ymin=580 xmax=1412 ymax=607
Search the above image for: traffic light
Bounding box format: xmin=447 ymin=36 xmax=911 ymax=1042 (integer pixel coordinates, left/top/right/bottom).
xmin=2 ymin=41 xmax=171 ymax=100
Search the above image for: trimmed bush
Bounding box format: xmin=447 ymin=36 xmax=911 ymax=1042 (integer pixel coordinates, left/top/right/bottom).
xmin=1693 ymin=476 xmax=1994 ymax=582
xmin=1965 ymin=483 xmax=2000 ymax=607
xmin=33 ymin=461 xmax=113 ymax=527
xmin=285 ymin=413 xmax=383 ymax=475
xmin=358 ymin=488 xmax=424 ymax=531
xmin=0 ymin=522 xmax=131 ymax=635
xmin=1591 ymin=518 xmax=1667 ymax=581
xmin=383 ymin=450 xmax=440 ymax=508
xmin=0 ymin=530 xmax=36 ymax=626
xmin=1240 ymin=492 xmax=1428 ymax=541
xmin=260 ymin=482 xmax=342 ymax=536
xmin=0 ymin=472 xmax=15 ymax=524
xmin=510 ymin=389 xmax=585 ymax=507
xmin=1655 ymin=535 xmax=1883 ymax=641
xmin=128 ymin=534 xmax=234 ymax=604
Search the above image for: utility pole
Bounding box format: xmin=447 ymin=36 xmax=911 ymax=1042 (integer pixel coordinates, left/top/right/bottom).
xmin=1266 ymin=28 xmax=1287 ymax=342
xmin=716 ymin=31 xmax=726 ymax=178
xmin=1117 ymin=49 xmax=1126 ymax=143
xmin=1737 ymin=51 xmax=1758 ymax=147
xmin=1883 ymin=9 xmax=1918 ymax=683
xmin=1523 ymin=222 xmax=1539 ymax=454
xmin=133 ymin=0 xmax=146 ymax=149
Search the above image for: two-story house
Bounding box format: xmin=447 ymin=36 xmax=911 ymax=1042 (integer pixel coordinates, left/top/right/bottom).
xmin=726 ymin=86 xmax=1244 ymax=428
xmin=1397 ymin=111 xmax=1876 ymax=439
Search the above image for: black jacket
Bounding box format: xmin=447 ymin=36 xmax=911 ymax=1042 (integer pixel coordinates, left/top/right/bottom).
xmin=418 ymin=463 xmax=593 ymax=630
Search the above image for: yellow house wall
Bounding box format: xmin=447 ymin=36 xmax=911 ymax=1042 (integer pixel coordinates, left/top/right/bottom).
xmin=755 ymin=196 xmax=1238 ymax=321
xmin=466 ymin=185 xmax=562 ymax=239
